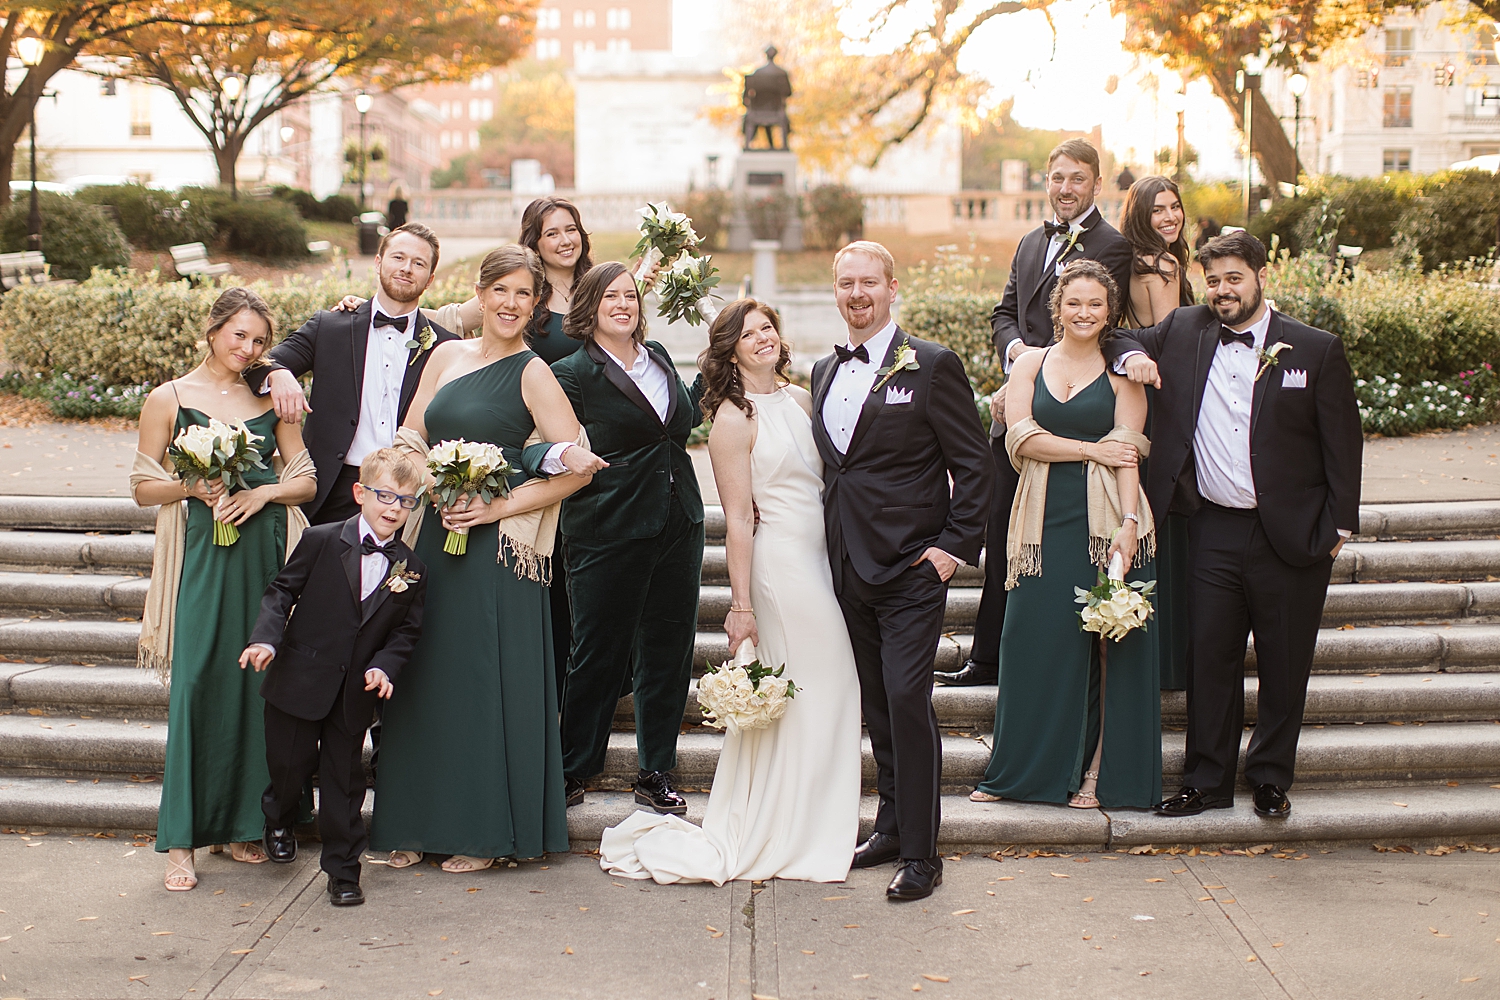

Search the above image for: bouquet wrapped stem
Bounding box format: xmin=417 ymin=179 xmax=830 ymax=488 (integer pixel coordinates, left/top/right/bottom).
xmin=427 ymin=438 xmax=515 ymax=557
xmin=166 ymin=419 xmax=268 ymax=547
xmin=633 ymin=201 xmax=721 ymax=326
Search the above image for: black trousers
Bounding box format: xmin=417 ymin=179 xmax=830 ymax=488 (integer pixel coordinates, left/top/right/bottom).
xmin=262 ymin=698 xmax=369 ymax=883
xmin=561 ymin=493 xmax=704 ymax=779
xmin=969 ymin=435 xmax=1017 ymax=668
xmin=312 ymin=464 xmax=362 ymax=526
xmin=1183 ymin=503 xmax=1334 ymax=799
xmin=837 ymin=556 xmax=949 ymax=860
xmin=550 ymin=541 xmax=573 ymax=697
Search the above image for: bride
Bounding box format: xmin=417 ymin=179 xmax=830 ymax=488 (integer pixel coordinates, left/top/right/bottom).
xmin=598 ymin=299 xmax=863 ymax=884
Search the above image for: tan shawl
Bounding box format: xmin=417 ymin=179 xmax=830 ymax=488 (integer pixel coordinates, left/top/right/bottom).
xmin=1003 ymin=416 xmax=1156 ymax=589
xmin=393 ymin=424 xmax=589 ymax=584
xmin=129 ymin=449 xmax=316 ymax=683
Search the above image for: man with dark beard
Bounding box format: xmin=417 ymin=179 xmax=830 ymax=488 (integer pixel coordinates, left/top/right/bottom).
xmin=1105 ymin=231 xmax=1362 ymax=819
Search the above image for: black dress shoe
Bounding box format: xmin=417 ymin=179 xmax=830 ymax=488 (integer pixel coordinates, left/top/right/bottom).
xmin=565 ymin=777 xmax=586 ymax=808
xmin=263 ymin=826 xmax=297 ymax=864
xmin=887 ymin=857 xmax=943 ymax=901
xmin=634 ymin=770 xmax=687 ymax=815
xmin=851 ymin=832 xmax=903 ymax=869
xmin=1253 ymin=783 xmax=1291 ymax=818
xmin=327 ymin=877 xmax=364 ymax=906
xmin=932 ymin=659 xmax=997 ymax=686
xmin=1154 ymin=787 xmax=1234 ymax=817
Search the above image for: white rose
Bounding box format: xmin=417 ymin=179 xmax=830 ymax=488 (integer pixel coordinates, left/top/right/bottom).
xmin=175 ymin=425 xmax=217 ymax=467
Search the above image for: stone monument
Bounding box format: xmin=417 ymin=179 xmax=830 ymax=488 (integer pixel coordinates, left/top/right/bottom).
xmin=728 ymin=45 xmax=803 ymax=253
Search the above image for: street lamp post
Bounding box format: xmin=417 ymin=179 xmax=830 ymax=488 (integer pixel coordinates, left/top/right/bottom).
xmin=354 ymin=92 xmax=374 ymax=211
xmin=16 ymin=36 xmax=45 ymax=253
xmin=1287 ymin=71 xmax=1309 ymax=199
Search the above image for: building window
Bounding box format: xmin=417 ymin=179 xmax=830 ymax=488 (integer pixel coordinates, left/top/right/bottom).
xmin=574 ymin=9 xmax=596 ymax=28
xmin=537 ymin=7 xmax=561 ymax=30
xmin=1470 ymin=145 xmax=1500 ymax=157
xmin=606 ymin=7 xmax=631 ymax=30
xmin=1382 ymin=149 xmax=1412 ymax=173
xmin=535 ymin=37 xmax=562 ymax=60
xmin=440 ymin=131 xmax=451 ymax=150
xmin=469 ymin=74 xmax=494 ymax=91
xmin=1467 ymin=84 xmax=1500 ymax=117
xmin=481 ymin=99 xmax=493 ymax=121
xmin=469 ymin=130 xmax=480 ymax=150
xmin=606 ymin=37 xmax=631 ymax=53
xmin=1382 ymin=86 xmax=1413 ymax=127
xmin=1384 ymin=28 xmax=1414 ymax=67
xmin=129 ymin=84 xmax=151 ymax=138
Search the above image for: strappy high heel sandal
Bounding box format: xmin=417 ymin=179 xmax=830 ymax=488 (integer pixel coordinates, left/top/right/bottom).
xmin=1068 ymin=771 xmax=1101 ymax=809
xmin=441 ymin=855 xmax=495 ymax=873
xmin=385 ymin=850 xmax=423 ymax=869
xmin=226 ymin=841 xmax=267 ymax=863
xmin=969 ymin=789 xmax=1003 ymax=803
xmin=164 ymin=850 xmax=197 ymax=891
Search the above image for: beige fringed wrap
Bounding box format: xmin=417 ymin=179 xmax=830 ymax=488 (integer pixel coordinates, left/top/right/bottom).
xmin=393 ymin=425 xmax=589 ymax=585
xmin=1003 ymin=417 xmax=1156 ymax=589
xmin=129 ymin=449 xmax=316 ymax=683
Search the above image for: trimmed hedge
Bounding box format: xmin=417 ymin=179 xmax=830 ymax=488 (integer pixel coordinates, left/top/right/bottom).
xmin=271 ymin=186 xmax=359 ymax=224
xmin=806 ymin=184 xmax=864 ymax=250
xmin=74 ymin=185 xmax=216 ymax=250
xmin=899 ymin=247 xmax=1001 ymax=394
xmin=0 ymin=192 xmax=131 ymax=281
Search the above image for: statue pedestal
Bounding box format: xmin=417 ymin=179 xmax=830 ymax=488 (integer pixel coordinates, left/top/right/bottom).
xmin=727 ymin=149 xmax=803 ymax=253
xmin=750 ymin=240 xmax=780 ymax=302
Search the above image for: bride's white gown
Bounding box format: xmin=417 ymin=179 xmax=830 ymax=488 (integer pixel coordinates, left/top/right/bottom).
xmin=598 ymin=388 xmax=862 ymax=884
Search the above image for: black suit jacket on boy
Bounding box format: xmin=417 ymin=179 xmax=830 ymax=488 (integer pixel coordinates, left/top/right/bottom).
xmin=249 ymin=517 xmax=428 ymax=731
xmin=246 ymin=300 xmax=459 ymax=519
xmin=551 ymin=339 xmax=706 ymax=540
xmin=1104 ymin=306 xmax=1363 ymax=567
xmin=811 ymin=329 xmax=993 ymax=588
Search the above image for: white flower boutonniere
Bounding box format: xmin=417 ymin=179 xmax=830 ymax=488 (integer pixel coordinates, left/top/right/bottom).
xmin=1059 ymin=227 xmax=1085 ymax=260
xmin=406 ymin=323 xmax=436 ymax=367
xmin=872 ymin=336 xmax=920 ymax=393
xmin=384 ymin=559 xmax=421 ymax=593
xmin=1255 ymin=341 xmax=1291 ymax=382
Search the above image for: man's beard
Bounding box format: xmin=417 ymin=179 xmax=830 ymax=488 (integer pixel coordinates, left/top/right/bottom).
xmin=843 ymin=296 xmax=878 ymax=329
xmin=1213 ymin=282 xmax=1264 ymax=329
xmin=379 ymin=271 xmax=421 ymax=308
xmin=1050 ymin=192 xmax=1095 ymax=223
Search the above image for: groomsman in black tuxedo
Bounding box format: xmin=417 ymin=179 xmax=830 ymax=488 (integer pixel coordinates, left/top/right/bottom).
xmin=247 ymin=223 xmax=459 ymax=524
xmin=936 ymin=138 xmax=1132 ymax=687
xmin=813 ymin=242 xmax=993 ymax=900
xmin=1105 ymin=231 xmax=1362 ymax=818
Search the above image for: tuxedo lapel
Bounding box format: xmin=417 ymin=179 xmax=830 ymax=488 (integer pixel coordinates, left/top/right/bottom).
xmin=646 ymin=344 xmax=680 ymax=427
xmin=348 ymin=301 xmax=372 ymax=410
xmin=397 ymin=311 xmax=429 ymax=421
xmin=1191 ymin=317 xmax=1220 ymax=430
xmin=1018 ymin=230 xmax=1048 ymax=309
xmin=810 ymin=356 xmax=841 ymax=469
xmin=587 ymin=341 xmax=663 ymax=427
xmin=1250 ymin=311 xmax=1282 ymax=439
xmin=338 ymin=517 xmax=362 ymax=613
xmin=844 ymin=332 xmax=900 ymax=459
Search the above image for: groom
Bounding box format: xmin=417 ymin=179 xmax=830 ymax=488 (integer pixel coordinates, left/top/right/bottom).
xmin=812 ymin=241 xmax=993 ymax=901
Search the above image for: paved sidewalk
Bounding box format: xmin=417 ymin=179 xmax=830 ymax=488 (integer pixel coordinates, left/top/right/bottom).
xmin=1 ymin=833 xmax=1496 ymax=998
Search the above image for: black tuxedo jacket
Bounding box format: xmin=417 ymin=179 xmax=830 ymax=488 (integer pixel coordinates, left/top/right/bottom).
xmin=247 ymin=301 xmax=459 ymax=519
xmin=551 ymin=339 xmax=706 ymax=540
xmin=1104 ymin=306 xmax=1363 ymax=567
xmin=991 ymin=206 xmax=1133 ymax=366
xmin=811 ymin=329 xmax=994 ymax=587
xmin=249 ymin=517 xmax=428 ymax=730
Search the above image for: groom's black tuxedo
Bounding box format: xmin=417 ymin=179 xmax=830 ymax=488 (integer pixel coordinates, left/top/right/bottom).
xmin=812 ymin=329 xmax=993 ymax=860
xmin=1105 ymin=306 xmax=1362 ymax=801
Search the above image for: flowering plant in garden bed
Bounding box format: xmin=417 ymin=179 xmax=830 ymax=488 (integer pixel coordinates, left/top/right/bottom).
xmin=0 ymin=371 xmax=150 ymax=419
xmin=1356 ymin=364 xmax=1498 ymax=436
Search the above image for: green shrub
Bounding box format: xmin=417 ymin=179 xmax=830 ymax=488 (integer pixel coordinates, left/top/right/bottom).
xmin=806 ymin=184 xmax=864 ymax=250
xmin=1180 ymin=180 xmax=1244 ymax=230
xmin=316 ymin=194 xmax=359 ymax=224
xmin=0 ymin=370 xmax=149 ymax=419
xmin=1356 ymin=367 xmax=1498 ymax=435
xmin=898 ymin=245 xmax=1001 ymax=394
xmin=0 ymin=192 xmax=130 ymax=281
xmin=211 ymin=198 xmax=309 ymax=259
xmin=1309 ymin=176 xmax=1413 ymax=250
xmin=1248 ymin=196 xmax=1318 ymax=257
xmin=76 ymin=184 xmax=216 ymax=249
xmin=1394 ymin=170 xmax=1500 ymax=269
xmin=744 ymin=191 xmax=798 ymax=242
xmin=271 ymin=185 xmax=321 ymax=219
xmin=679 ymin=188 xmax=730 ymax=250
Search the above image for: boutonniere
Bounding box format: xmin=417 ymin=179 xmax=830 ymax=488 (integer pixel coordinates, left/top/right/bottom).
xmin=1255 ymin=341 xmax=1291 ymax=382
xmin=405 ymin=322 xmax=436 ymax=366
xmin=384 ymin=559 xmax=421 ymax=593
xmin=872 ymin=336 xmax=920 ymax=393
xmin=1058 ymin=227 xmax=1085 ymax=260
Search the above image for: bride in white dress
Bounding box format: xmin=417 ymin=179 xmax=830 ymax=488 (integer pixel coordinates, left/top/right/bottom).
xmin=598 ymin=299 xmax=863 ymax=884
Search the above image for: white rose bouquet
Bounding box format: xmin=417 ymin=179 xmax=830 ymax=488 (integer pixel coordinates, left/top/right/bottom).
xmin=1074 ymin=552 xmax=1156 ymax=642
xmin=657 ymin=252 xmax=722 ymax=326
xmin=426 ymin=438 xmax=516 ymax=556
xmin=632 ymin=201 xmax=701 ymax=280
xmin=697 ymin=639 xmax=797 ymax=734
xmin=165 ymin=419 xmax=268 ymax=546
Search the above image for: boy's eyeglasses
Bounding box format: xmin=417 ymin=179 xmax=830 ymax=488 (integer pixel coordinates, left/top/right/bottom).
xmin=362 ymin=486 xmax=420 ymax=510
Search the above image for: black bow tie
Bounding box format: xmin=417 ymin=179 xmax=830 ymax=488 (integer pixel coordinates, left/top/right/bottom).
xmin=373 ymin=312 xmax=410 ymax=333
xmin=1043 ymin=220 xmax=1071 ymax=239
xmin=361 ymin=536 xmax=401 ymax=559
xmin=834 ymin=343 xmax=869 ymax=365
xmin=1219 ymin=329 xmax=1255 ymax=349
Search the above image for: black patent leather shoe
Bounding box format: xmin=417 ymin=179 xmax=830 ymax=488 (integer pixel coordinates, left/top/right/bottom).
xmin=263 ymin=826 xmax=297 ymax=864
xmin=1253 ymin=783 xmax=1291 ymax=818
xmin=932 ymin=659 xmax=998 ymax=687
xmin=887 ymin=857 xmax=943 ymax=901
xmin=634 ymin=770 xmax=687 ymax=815
xmin=1154 ymin=787 xmax=1234 ymax=817
xmin=327 ymin=877 xmax=364 ymax=906
xmin=565 ymin=777 xmax=586 ymax=808
xmin=851 ymin=832 xmax=903 ymax=869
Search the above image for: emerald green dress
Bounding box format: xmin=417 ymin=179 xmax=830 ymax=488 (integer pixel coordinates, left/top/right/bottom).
xmin=976 ymin=368 xmax=1162 ymax=809
xmin=156 ymin=407 xmax=287 ymax=851
xmin=370 ymin=350 xmax=569 ymax=859
xmin=528 ymin=310 xmax=580 ymax=365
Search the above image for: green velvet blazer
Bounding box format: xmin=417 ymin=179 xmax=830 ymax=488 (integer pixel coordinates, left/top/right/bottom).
xmin=551 ymin=339 xmax=706 ymax=540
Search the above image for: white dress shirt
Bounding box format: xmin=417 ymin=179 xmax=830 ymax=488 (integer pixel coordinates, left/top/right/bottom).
xmin=822 ymin=320 xmax=898 ymax=454
xmin=347 ymin=293 xmax=419 ymax=467
xmin=1195 ymin=308 xmax=1274 ymax=509
xmin=604 ymin=342 xmax=673 ymax=422
xmin=252 ymin=517 xmax=391 ymax=658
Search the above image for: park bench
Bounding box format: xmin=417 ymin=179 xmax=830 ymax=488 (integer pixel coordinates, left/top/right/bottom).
xmin=169 ymin=242 xmax=232 ymax=281
xmin=0 ymin=250 xmax=54 ymax=291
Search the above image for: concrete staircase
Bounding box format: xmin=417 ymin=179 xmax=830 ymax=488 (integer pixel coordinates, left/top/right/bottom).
xmin=1 ymin=495 xmax=1499 ymax=850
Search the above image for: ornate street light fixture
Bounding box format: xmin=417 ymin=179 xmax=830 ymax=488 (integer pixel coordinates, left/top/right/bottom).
xmin=354 ymin=92 xmax=374 ymax=211
xmin=1287 ymin=72 xmax=1309 ymax=199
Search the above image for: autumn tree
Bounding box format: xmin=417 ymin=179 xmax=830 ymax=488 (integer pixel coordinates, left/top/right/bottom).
xmin=104 ymin=0 xmax=535 ymax=193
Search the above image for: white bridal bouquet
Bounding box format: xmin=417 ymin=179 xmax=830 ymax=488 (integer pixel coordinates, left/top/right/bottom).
xmin=697 ymin=639 xmax=797 ymax=734
xmin=632 ymin=201 xmax=721 ymax=326
xmin=426 ymin=438 xmax=515 ymax=556
xmin=1075 ymin=552 xmax=1156 ymax=642
xmin=166 ymin=419 xmax=267 ymax=546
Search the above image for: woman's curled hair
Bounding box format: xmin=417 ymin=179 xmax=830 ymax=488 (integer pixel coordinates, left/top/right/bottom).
xmin=698 ymin=298 xmax=789 ymax=420
xmin=1048 ymin=259 xmax=1120 ymax=341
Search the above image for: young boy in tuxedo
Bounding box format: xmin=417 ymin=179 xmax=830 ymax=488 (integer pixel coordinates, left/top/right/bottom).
xmin=239 ymin=448 xmax=428 ymax=906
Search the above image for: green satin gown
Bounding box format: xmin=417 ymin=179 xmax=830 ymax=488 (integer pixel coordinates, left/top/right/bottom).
xmin=977 ymin=369 xmax=1162 ymax=809
xmin=371 ymin=350 xmax=569 ymax=859
xmin=156 ymin=406 xmax=287 ymax=851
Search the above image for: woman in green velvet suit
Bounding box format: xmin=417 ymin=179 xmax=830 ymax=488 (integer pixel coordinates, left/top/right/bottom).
xmin=551 ymin=261 xmax=706 ymax=816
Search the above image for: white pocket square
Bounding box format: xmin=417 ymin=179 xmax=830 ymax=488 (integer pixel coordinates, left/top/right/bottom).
xmin=884 ymin=386 xmax=914 ymax=405
xmin=1281 ymin=369 xmax=1308 ymax=389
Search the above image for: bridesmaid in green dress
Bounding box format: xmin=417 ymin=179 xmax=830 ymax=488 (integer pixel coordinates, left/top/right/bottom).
xmin=972 ymin=262 xmax=1162 ymax=810
xmin=132 ymin=288 xmax=316 ymax=891
xmin=371 ymin=244 xmax=606 ymax=873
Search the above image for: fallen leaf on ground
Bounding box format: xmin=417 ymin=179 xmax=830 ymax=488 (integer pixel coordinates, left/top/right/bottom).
xmin=1145 ymin=879 xmax=1165 ymax=883
xmin=1050 ymin=873 xmax=1070 ymax=878
xmin=823 ymin=895 xmax=849 ymax=900
xmin=1393 ymin=802 xmax=1409 ymax=808
xmin=151 ymin=931 xmax=172 ymax=936
xmin=1246 ymin=955 xmax=1257 ymax=962
xmin=77 ymin=917 xmax=97 ymax=921
xmin=428 ymin=991 xmax=443 ymax=997
xmin=1204 ymin=885 xmax=1226 ymax=890
xmin=952 ymin=909 xmax=975 ymax=915
xmin=802 ymin=949 xmax=815 ymax=954
xmin=1082 ymin=935 xmax=1092 ymax=941
xmin=852 ymin=974 xmax=870 ymax=979
xmin=128 ymin=975 xmax=149 ymax=982
xmin=1461 ymin=977 xmax=1480 ymax=982
xmin=1171 ymin=869 xmax=1187 ymax=874
xmin=564 ymin=947 xmax=573 ymax=955
xmin=922 ymin=974 xmax=950 ymax=982
xmin=843 ymin=924 xmax=860 ymax=929
xmin=1082 ymin=896 xmax=1094 ymax=902
xmin=213 ymin=890 xmax=224 ymax=895
xmin=229 ymin=949 xmax=253 ymax=955
xmin=1198 ymin=896 xmax=1213 ymax=901
xmin=964 ymin=924 xmax=980 ymax=930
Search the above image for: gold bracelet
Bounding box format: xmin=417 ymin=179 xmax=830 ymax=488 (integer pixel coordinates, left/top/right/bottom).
xmin=729 ymin=607 xmax=755 ymax=615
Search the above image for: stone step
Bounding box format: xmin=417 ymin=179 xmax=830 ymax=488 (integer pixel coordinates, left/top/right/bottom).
xmin=1334 ymin=539 xmax=1500 ymax=584
xmin=0 ymin=496 xmax=156 ymax=532
xmin=0 ymin=571 xmax=148 ymax=614
xmin=4 ymin=774 xmax=1499 ymax=852
xmin=1323 ymin=581 xmax=1500 ymax=623
xmin=0 ymin=531 xmax=154 ymax=574
xmin=0 ymin=619 xmax=141 ymax=663
xmin=1358 ymin=501 xmax=1500 ymax=542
